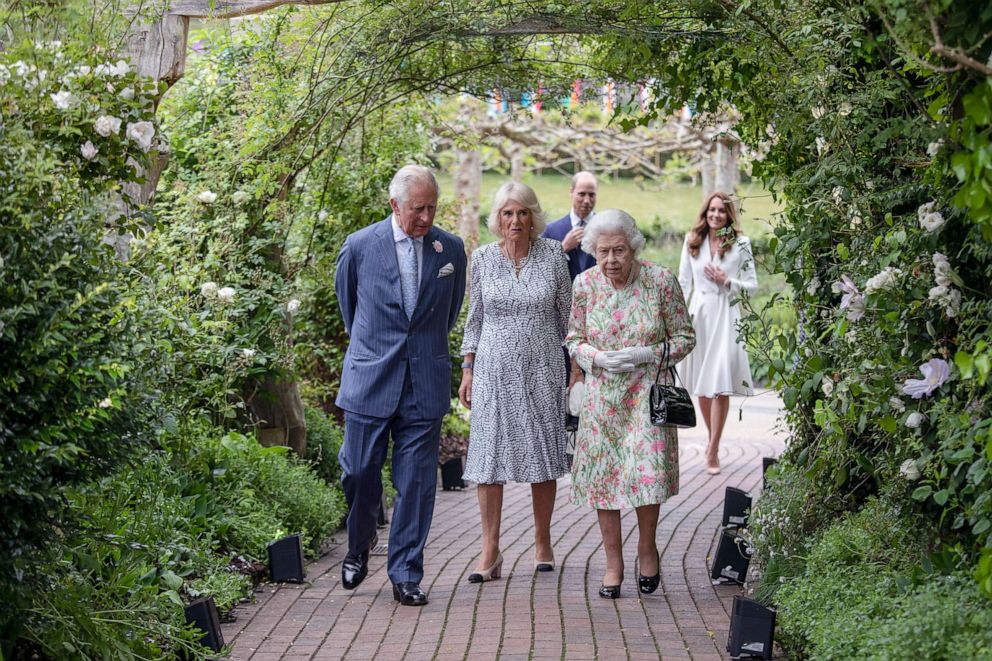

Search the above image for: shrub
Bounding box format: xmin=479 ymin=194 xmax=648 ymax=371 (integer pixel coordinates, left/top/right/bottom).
xmin=0 ymin=41 xmax=161 ymax=618
xmin=305 ymin=406 xmax=346 ymax=487
xmin=773 ymin=496 xmax=934 ymax=659
xmin=860 ymin=574 xmax=992 ymax=661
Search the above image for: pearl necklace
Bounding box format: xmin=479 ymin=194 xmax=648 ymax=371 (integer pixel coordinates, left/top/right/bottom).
xmin=501 ymin=241 xmax=531 ymax=276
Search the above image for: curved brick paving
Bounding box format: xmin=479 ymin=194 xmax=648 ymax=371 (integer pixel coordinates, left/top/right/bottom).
xmin=222 ymin=393 xmax=785 ymax=660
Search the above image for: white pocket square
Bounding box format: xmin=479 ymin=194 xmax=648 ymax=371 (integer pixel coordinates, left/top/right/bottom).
xmin=437 ymin=262 xmax=455 ymax=278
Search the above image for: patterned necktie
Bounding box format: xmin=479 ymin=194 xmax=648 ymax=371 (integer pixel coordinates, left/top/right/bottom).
xmin=400 ymin=237 xmax=419 ymax=319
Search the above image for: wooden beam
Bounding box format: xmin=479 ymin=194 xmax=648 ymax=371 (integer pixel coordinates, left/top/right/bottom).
xmin=133 ymin=0 xmax=346 ymax=19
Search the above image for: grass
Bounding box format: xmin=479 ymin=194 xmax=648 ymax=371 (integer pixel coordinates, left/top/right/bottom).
xmin=438 ymin=172 xmax=788 ymax=308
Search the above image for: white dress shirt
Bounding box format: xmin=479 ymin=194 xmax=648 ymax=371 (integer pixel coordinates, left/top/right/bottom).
xmin=570 ymin=209 xmax=595 ymax=228
xmin=391 ymin=215 xmax=423 ymax=283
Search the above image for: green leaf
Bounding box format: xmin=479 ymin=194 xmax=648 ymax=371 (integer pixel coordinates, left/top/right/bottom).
xmin=911 ymin=486 xmax=933 ymax=501
xmin=933 ymin=489 xmax=950 ymax=506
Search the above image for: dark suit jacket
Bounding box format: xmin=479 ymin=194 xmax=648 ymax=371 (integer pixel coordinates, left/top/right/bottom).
xmin=542 ymin=214 xmax=597 ymax=281
xmin=335 ymin=217 xmax=467 ymax=419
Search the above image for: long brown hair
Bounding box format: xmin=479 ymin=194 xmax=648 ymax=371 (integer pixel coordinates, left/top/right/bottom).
xmin=687 ymin=191 xmax=743 ymax=258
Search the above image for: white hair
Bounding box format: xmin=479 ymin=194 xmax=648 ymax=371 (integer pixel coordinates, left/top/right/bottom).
xmin=388 ymin=164 xmax=440 ymax=204
xmin=581 ymin=209 xmax=646 ymax=256
xmin=486 ymin=181 xmax=548 ymax=238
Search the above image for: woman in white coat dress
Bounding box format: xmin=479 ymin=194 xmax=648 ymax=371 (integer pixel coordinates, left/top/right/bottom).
xmin=676 ymin=192 xmax=757 ymax=475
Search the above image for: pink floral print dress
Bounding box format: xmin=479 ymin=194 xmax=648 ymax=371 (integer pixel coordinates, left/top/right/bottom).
xmin=565 ymin=261 xmax=695 ymax=509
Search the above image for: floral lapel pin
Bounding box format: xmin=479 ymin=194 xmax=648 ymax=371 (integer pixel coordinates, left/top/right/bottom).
xmin=433 ymin=240 xmax=443 ymax=253
xmin=437 ymin=262 xmax=455 ymax=278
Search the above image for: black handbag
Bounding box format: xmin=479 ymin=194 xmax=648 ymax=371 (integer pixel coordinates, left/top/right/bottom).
xmin=650 ymin=341 xmax=696 ymax=428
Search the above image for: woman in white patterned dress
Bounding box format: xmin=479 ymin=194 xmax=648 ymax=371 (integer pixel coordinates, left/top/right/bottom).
xmin=458 ymin=181 xmax=571 ymax=584
xmin=676 ymin=192 xmax=757 ymax=475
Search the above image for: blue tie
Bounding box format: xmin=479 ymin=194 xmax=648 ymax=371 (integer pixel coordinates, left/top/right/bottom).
xmin=401 ymin=237 xmax=419 ymax=318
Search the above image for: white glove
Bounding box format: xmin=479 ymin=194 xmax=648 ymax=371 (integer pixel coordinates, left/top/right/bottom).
xmin=617 ymin=346 xmax=655 ymax=365
xmin=593 ymin=351 xmax=637 ymax=373
xmin=568 ymin=382 xmax=586 ymax=416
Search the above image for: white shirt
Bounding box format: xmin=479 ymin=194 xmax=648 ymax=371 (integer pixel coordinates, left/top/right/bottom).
xmin=391 ymin=215 xmax=423 ymax=283
xmin=570 ymin=209 xmax=595 ymax=228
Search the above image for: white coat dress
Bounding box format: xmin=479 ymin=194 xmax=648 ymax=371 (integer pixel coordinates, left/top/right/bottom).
xmin=676 ymin=234 xmax=757 ymax=397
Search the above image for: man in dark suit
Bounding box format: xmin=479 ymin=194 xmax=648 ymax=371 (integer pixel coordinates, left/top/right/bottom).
xmin=541 ymin=171 xmax=598 ymax=280
xmin=334 ymin=165 xmax=467 ymax=606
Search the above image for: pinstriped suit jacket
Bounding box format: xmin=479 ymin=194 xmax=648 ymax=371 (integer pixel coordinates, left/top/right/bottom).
xmin=334 ymin=217 xmax=467 ymax=420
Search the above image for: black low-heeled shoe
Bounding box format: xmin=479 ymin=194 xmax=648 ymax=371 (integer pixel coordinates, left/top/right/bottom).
xmin=639 ymin=553 xmax=660 ymax=594
xmin=638 ymin=572 xmax=660 ymax=594
xmin=598 ymin=576 xmax=623 ymax=599
xmin=599 ymin=584 xmax=621 ymax=599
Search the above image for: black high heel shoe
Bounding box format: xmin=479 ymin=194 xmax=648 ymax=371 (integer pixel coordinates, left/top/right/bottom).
xmin=638 ymin=553 xmax=660 ymax=594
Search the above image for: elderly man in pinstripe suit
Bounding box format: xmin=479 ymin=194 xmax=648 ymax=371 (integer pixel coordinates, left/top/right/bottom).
xmin=334 ymin=165 xmax=467 ymax=606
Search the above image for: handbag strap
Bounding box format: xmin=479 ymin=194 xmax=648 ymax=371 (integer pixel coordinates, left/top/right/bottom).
xmin=653 ymin=335 xmax=687 ymax=388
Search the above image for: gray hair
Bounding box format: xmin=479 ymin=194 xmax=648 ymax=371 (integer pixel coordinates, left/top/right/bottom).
xmin=487 ymin=181 xmax=548 ymax=238
xmin=389 ymin=164 xmax=440 ymax=204
xmin=581 ymin=209 xmax=646 ymax=256
xmin=571 ymin=170 xmax=598 ymax=191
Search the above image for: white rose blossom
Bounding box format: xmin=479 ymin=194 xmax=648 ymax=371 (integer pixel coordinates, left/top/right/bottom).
xmin=318 ymin=210 xmax=329 ymax=222
xmin=811 ymin=106 xmax=826 ymax=119
xmin=899 ymin=459 xmax=921 ymax=481
xmin=50 ymin=90 xmax=74 ymax=110
xmin=80 ymin=141 xmax=98 ymax=161
xmin=838 ymin=102 xmax=853 ymax=116
xmin=864 ymin=267 xmax=903 ymax=295
xmin=932 ymin=252 xmax=954 ymax=287
xmin=200 ymin=281 xmax=219 ymax=298
xmin=98 ymin=397 xmax=113 ymax=409
xmin=94 ymin=115 xmax=122 ymax=138
xmin=821 ymin=376 xmax=834 ymax=397
xmin=918 ymin=201 xmax=945 ymax=233
xmin=287 ymin=299 xmax=301 ymax=314
xmin=216 ymin=286 xmax=236 ymax=303
xmin=928 ymin=285 xmax=961 ymax=318
xmin=119 ymin=86 xmax=135 ymax=101
xmin=196 ymin=190 xmax=218 ymax=204
xmin=232 ymin=190 xmax=250 ymax=205
xmin=926 ymin=140 xmax=943 ymax=157
xmin=905 ymin=411 xmax=926 ymax=429
xmin=126 ymin=121 xmax=155 ymax=152
xmin=241 ymin=348 xmax=256 ymax=359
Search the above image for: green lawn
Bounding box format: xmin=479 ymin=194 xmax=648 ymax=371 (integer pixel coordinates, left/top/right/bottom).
xmin=438 ymin=172 xmax=787 ymax=302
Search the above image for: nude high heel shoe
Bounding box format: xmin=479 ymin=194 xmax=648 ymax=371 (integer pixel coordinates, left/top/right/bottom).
xmin=468 ymin=553 xmax=503 ymax=583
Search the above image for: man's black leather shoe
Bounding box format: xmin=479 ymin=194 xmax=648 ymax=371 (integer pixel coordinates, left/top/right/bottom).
xmin=341 ymin=550 xmax=368 ymax=590
xmin=392 ymin=582 xmax=428 ymax=606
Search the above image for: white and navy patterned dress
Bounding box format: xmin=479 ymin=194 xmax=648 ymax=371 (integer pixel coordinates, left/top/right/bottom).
xmin=460 ymin=238 xmax=572 ymax=484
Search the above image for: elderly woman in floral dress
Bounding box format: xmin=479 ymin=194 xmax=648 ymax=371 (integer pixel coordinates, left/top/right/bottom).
xmin=566 ymin=209 xmax=695 ymax=599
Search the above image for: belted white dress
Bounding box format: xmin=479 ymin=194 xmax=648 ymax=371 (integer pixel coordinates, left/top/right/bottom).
xmin=676 ymin=235 xmax=757 ymax=397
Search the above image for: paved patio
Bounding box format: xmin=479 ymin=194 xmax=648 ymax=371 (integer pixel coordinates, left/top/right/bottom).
xmin=222 ymin=392 xmax=785 ymax=660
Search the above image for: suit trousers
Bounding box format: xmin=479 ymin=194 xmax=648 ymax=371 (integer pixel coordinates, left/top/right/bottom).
xmin=339 ymin=367 xmax=442 ymax=585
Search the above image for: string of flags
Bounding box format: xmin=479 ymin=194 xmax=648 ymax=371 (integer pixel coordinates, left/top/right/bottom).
xmin=486 ymin=80 xmax=685 ymax=118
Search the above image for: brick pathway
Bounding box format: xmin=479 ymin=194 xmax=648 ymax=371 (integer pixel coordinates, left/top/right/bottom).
xmin=222 ymin=393 xmax=785 ymax=660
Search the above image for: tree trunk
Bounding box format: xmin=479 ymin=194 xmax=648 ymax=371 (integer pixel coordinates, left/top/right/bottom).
xmin=250 ymin=377 xmax=307 ymax=456
xmin=455 ymin=148 xmax=481 ymax=259
xmin=714 ymin=136 xmax=740 ymax=195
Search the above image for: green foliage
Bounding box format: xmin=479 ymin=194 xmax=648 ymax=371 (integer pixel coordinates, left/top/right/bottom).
xmin=0 ymin=40 xmax=161 ymax=608
xmin=858 ymin=574 xmax=992 ymax=661
xmin=773 ymin=496 xmax=934 ymax=658
xmin=305 ymin=406 xmax=347 ymax=487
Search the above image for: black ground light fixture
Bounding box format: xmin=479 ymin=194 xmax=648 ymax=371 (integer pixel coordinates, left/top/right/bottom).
xmin=762 ymin=457 xmax=778 ymax=488
xmin=727 ymin=595 xmax=776 ymax=659
xmin=267 ymin=534 xmax=306 ymax=583
xmin=710 ymin=529 xmax=753 ymax=584
xmin=722 ymin=486 xmax=752 ymax=528
xmin=184 ymin=596 xmax=224 ymax=653
xmin=441 ymin=457 xmax=466 ymax=490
